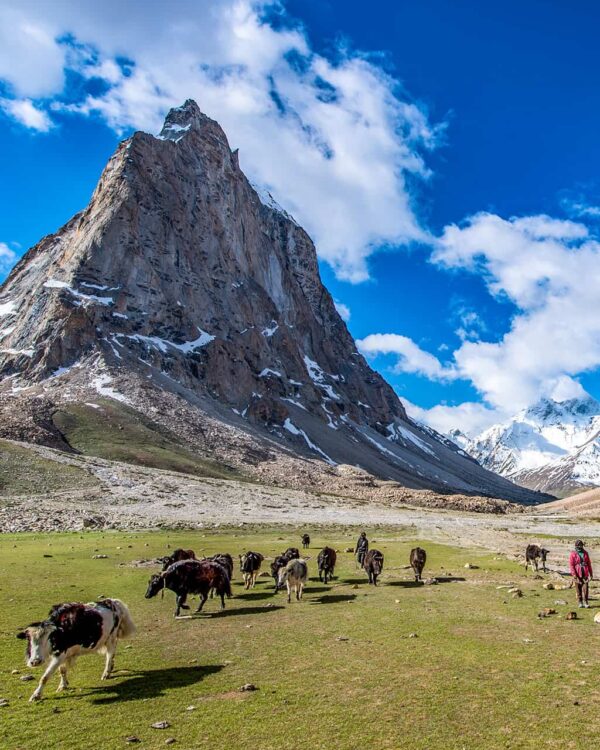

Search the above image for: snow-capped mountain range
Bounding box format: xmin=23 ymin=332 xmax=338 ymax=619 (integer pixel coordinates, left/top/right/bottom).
xmin=461 ymin=396 xmax=600 ymax=496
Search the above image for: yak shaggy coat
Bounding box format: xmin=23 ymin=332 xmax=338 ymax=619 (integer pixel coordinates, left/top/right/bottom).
xmin=17 ymin=598 xmax=135 ymax=702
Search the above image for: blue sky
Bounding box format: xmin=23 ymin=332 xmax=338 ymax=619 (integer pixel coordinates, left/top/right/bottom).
xmin=2 ymin=0 xmax=600 ymax=435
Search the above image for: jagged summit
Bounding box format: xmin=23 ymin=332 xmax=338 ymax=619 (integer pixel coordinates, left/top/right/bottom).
xmin=0 ymin=101 xmax=547 ymax=504
xmin=464 ymin=394 xmax=600 ymax=496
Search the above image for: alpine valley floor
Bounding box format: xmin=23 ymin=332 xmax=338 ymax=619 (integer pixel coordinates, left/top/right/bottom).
xmin=2 ymin=525 xmax=600 ymax=750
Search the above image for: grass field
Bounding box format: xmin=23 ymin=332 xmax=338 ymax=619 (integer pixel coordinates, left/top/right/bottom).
xmin=0 ymin=439 xmax=99 ymax=496
xmin=1 ymin=527 xmax=599 ymax=750
xmin=52 ymin=401 xmax=242 ymax=480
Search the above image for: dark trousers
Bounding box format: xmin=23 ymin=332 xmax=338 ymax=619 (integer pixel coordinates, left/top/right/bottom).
xmin=575 ymin=578 xmax=589 ymax=603
xmin=357 ymin=551 xmax=366 ymax=567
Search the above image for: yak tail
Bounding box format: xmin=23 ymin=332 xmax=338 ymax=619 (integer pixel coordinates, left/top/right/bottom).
xmin=225 ymin=575 xmax=233 ymax=599
xmin=114 ymin=599 xmax=136 ymax=639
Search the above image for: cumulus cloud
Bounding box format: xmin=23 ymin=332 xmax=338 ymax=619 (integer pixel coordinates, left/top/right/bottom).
xmin=398 ymin=212 xmax=600 ymax=435
xmin=357 ymin=333 xmax=456 ymax=381
xmin=403 ymin=398 xmax=502 ymax=437
xmin=0 ymin=242 xmax=18 ymax=274
xmin=0 ymin=98 xmax=53 ymax=131
xmin=334 ymin=300 xmax=351 ymax=322
xmin=434 ymin=212 xmax=600 ymax=409
xmin=361 ymin=211 xmax=600 ymax=436
xmin=0 ymin=0 xmax=440 ymax=282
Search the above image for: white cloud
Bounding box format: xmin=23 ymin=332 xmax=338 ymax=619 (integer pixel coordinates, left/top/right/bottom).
xmin=549 ymin=375 xmax=588 ymax=402
xmin=403 ymin=398 xmax=502 ymax=437
xmin=0 ymin=242 xmax=18 ymax=273
xmin=433 ymin=212 xmax=600 ymax=411
xmin=357 ymin=333 xmax=456 ymax=381
xmin=0 ymin=97 xmax=53 ymax=131
xmin=362 ymin=211 xmax=600 ymax=436
xmin=0 ymin=6 xmax=66 ymax=98
xmin=0 ymin=0 xmax=440 ymax=282
xmin=334 ymin=300 xmax=351 ymax=322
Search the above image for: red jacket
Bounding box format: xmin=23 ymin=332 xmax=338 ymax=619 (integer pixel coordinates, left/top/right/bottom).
xmin=570 ymin=549 xmax=593 ymax=580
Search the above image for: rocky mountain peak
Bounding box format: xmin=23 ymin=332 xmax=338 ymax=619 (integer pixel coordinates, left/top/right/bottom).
xmin=0 ymin=101 xmax=546 ymax=504
xmin=463 ymin=393 xmax=600 ymax=495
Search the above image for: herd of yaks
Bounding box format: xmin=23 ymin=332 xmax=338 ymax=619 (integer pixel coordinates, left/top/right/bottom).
xmin=16 ymin=535 xmax=430 ymax=702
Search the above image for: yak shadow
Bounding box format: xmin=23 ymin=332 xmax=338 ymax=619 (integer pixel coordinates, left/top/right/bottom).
xmin=311 ymin=594 xmax=357 ymax=605
xmin=304 ymin=585 xmax=330 ymax=593
xmin=388 ymin=576 xmax=466 ymax=587
xmin=235 ymin=591 xmax=276 ymax=601
xmin=204 ymin=605 xmax=285 ymax=618
xmin=436 ymin=576 xmax=466 ymax=583
xmin=89 ymin=665 xmax=223 ymax=705
xmin=341 ymin=577 xmax=367 ymax=585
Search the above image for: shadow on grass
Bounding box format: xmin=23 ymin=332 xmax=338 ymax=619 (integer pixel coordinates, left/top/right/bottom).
xmin=89 ymin=665 xmax=223 ymax=704
xmin=304 ymin=585 xmax=330 ymax=593
xmin=310 ymin=594 xmax=357 ymax=605
xmin=387 ymin=576 xmax=466 ymax=587
xmin=341 ymin=578 xmax=367 ymax=585
xmin=235 ymin=590 xmax=276 ymax=600
xmin=205 ymin=605 xmax=285 ymax=618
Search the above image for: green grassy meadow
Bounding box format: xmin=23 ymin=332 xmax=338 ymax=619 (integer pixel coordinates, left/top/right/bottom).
xmin=52 ymin=401 xmax=242 ymax=480
xmin=0 ymin=527 xmax=599 ymax=750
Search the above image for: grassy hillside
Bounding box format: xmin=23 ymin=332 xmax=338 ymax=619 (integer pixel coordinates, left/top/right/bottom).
xmin=1 ymin=527 xmax=598 ymax=750
xmin=0 ymin=439 xmax=98 ymax=496
xmin=52 ymin=401 xmax=242 ymax=480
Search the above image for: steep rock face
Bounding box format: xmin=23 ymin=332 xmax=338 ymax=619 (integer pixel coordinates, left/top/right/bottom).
xmin=0 ymin=101 xmax=401 ymax=430
xmin=0 ymin=101 xmax=546 ymax=503
xmin=465 ymin=396 xmax=600 ymax=496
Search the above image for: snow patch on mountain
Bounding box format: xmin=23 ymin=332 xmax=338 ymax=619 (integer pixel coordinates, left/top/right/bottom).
xmin=462 ymin=395 xmax=600 ymax=494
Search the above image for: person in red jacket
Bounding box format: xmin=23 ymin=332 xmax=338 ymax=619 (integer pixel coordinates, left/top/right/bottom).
xmin=569 ymin=539 xmax=593 ymax=608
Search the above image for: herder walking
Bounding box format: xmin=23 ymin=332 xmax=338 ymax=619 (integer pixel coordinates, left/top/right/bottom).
xmin=355 ymin=531 xmax=369 ymax=567
xmin=570 ymin=539 xmax=593 ymax=609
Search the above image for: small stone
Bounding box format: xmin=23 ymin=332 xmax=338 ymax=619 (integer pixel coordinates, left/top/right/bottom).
xmin=20 ymin=674 xmax=34 ymax=682
xmin=512 ymin=592 xmax=523 ymax=599
xmin=408 ymin=632 xmax=418 ymax=638
xmin=395 ymin=599 xmax=401 ymax=604
xmin=165 ymin=739 xmax=176 ymax=745
xmin=0 ymin=699 xmax=8 ymax=707
xmin=542 ymin=608 xmax=557 ymax=616
xmin=125 ymin=737 xmax=141 ymax=744
xmin=11 ymin=669 xmax=19 ymax=675
xmin=574 ymin=701 xmax=580 ymax=706
xmin=543 ymin=582 xmax=555 ymax=590
xmin=352 ymin=584 xmax=359 ymax=589
xmin=345 ymin=548 xmax=353 ymax=553
xmin=554 ymin=600 xmax=567 ymax=606
xmin=593 ymin=612 xmax=600 ymax=624
xmin=566 ymin=612 xmax=578 ymax=620
xmin=92 ymin=554 xmax=109 ymax=559
xmin=186 ymin=705 xmax=196 ymax=711
xmin=336 ymin=636 xmax=349 ymax=641
xmin=239 ymin=683 xmax=257 ymax=692
xmin=151 ymin=721 xmax=171 ymax=730
xmin=424 ymin=578 xmax=438 ymax=585
xmin=523 ymin=638 xmax=533 ymax=643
